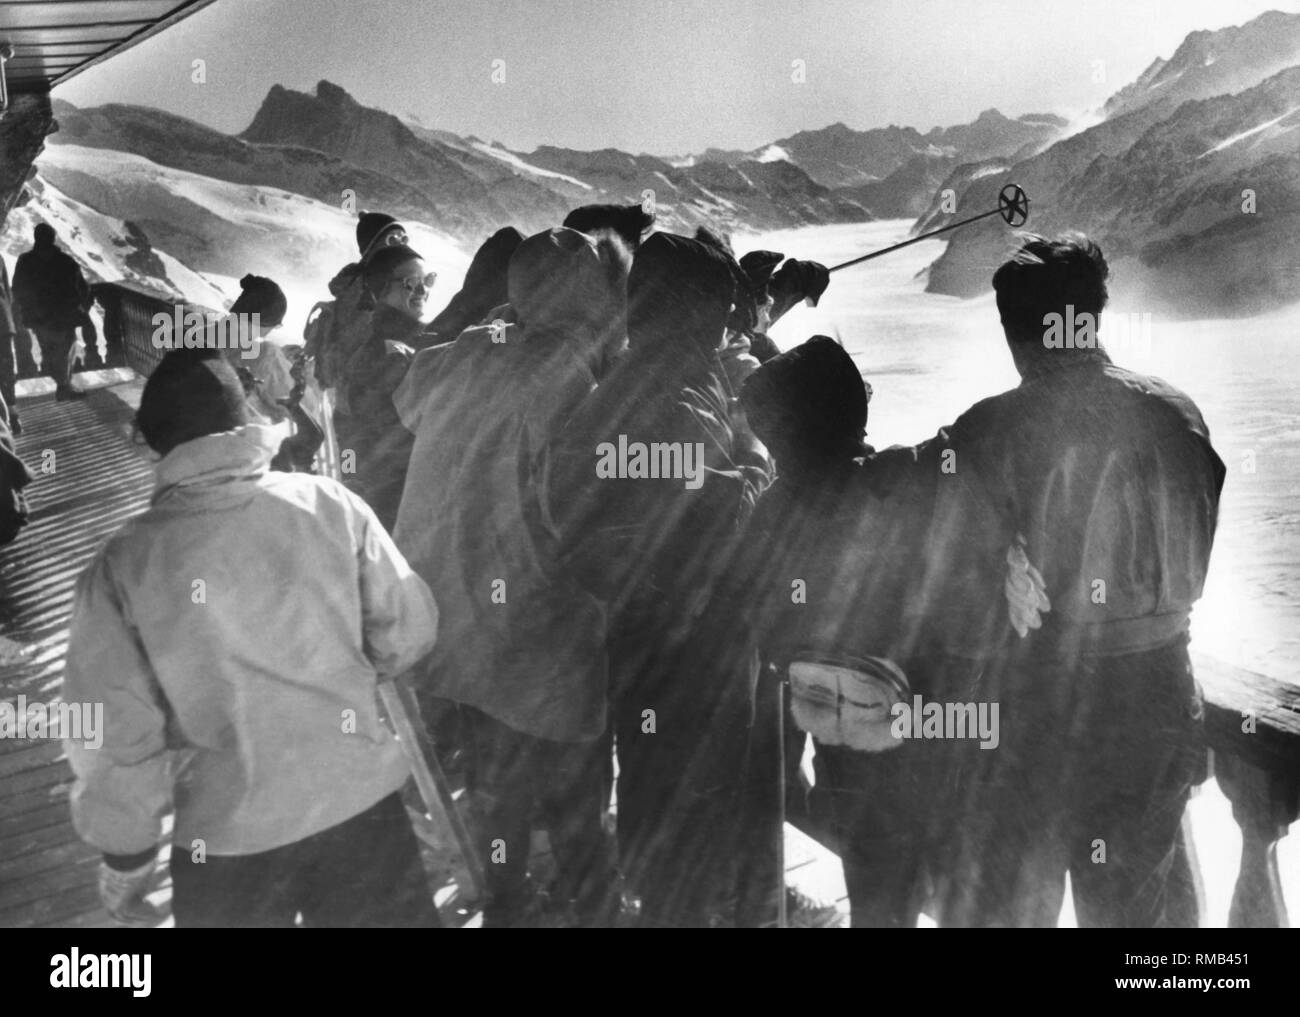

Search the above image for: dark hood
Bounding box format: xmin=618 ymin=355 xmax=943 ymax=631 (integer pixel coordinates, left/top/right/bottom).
xmin=426 ymin=226 xmax=523 ymax=340
xmin=563 ymin=203 xmax=654 ymax=251
xmin=627 ymin=232 xmax=743 ymax=357
xmin=329 ymin=261 xmax=362 ymax=298
xmin=739 ymin=250 xmax=784 ymax=294
xmin=741 ymin=334 xmax=869 ymax=476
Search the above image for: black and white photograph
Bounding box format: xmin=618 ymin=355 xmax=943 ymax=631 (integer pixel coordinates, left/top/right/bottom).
xmin=0 ymin=0 xmax=1296 ymax=971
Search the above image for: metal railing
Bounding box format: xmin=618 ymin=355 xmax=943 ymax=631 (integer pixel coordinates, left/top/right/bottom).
xmin=90 ymin=281 xmax=219 ymax=379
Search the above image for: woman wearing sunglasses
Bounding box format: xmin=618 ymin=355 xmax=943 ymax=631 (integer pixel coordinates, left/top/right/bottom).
xmin=331 ymin=245 xmax=436 ymax=531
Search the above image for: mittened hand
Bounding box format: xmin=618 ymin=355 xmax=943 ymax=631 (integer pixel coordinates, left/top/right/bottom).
xmin=98 ymin=858 xmax=171 ymax=927
xmin=1005 ymin=536 xmax=1051 ymax=638
xmin=772 ymin=259 xmax=830 ymax=308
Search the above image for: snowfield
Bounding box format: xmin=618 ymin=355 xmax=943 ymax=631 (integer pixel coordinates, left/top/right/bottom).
xmin=2 ymin=144 xmax=472 ymax=344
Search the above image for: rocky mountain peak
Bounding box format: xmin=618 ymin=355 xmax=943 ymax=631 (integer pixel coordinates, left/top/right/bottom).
xmin=315 ymin=80 xmax=355 ymax=106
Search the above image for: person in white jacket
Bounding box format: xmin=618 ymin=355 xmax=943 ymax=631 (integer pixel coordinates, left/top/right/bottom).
xmin=63 ymin=349 xmax=440 ymax=928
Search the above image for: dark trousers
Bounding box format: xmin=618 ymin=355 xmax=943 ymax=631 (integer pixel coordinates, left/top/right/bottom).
xmin=33 ymin=325 xmax=76 ymax=390
xmin=78 ymin=313 xmax=104 ymax=370
xmin=13 ymin=330 xmax=39 ymax=378
xmin=811 ymin=742 xmax=932 ymax=927
xmin=462 ymin=706 xmax=617 ymax=926
xmin=736 ymin=669 xmax=937 ymax=928
xmin=611 ymin=632 xmax=756 ymax=927
xmin=0 ymin=333 xmax=15 ymax=413
xmin=937 ymin=636 xmax=1205 ymax=928
xmin=170 ymin=792 xmax=440 ymax=928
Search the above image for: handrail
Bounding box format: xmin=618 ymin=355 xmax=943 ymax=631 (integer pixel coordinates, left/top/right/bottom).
xmin=90 ymin=281 xmax=220 ymax=380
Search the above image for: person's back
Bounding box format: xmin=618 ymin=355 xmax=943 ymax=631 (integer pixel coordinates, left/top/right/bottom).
xmin=13 ymin=225 xmax=90 ymax=398
xmin=550 ymin=232 xmax=768 ymax=637
xmin=941 ymin=355 xmax=1222 ymax=664
xmin=64 ymin=352 xmax=440 ymax=927
xmin=13 ymin=228 xmax=86 ymax=329
xmin=392 ymin=226 xmax=628 ymax=926
xmin=546 ymin=231 xmax=769 ymax=927
xmin=747 ymin=464 xmax=923 ymax=666
xmin=69 ymin=433 xmax=431 ymax=850
xmin=393 ymin=319 xmax=607 ymax=741
xmin=907 ymin=233 xmax=1223 ymax=929
xmin=735 ymin=336 xmax=940 ymax=928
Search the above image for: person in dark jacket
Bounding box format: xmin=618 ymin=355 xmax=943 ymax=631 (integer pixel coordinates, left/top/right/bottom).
xmin=12 ymin=224 xmax=91 ymax=400
xmin=732 ymin=336 xmax=947 ymax=927
xmin=886 ymin=233 xmax=1223 ymax=927
xmin=546 ymin=231 xmax=770 ymax=926
xmin=303 ymin=211 xmax=411 ymax=393
xmin=0 ymin=257 xmax=23 ymax=436
xmin=563 ymin=202 xmax=656 ymax=253
xmin=393 ymin=226 xmax=631 ymax=927
xmin=422 ymin=226 xmax=524 ymax=344
xmin=0 ymin=391 xmax=32 ymax=546
xmin=332 ymin=244 xmax=431 ymax=531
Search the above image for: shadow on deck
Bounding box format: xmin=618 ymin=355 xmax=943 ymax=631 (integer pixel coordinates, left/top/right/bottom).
xmin=1 ymin=383 xmax=153 ymax=927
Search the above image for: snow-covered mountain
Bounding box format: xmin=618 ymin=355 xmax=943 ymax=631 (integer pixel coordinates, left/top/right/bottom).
xmin=9 ymin=10 xmax=1297 ymax=327
xmin=0 ymin=145 xmax=470 ymax=343
xmin=919 ymin=10 xmax=1300 ymax=316
xmin=1103 ymin=9 xmax=1300 ymax=121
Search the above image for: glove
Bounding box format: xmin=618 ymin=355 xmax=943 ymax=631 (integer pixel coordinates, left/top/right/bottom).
xmin=1005 ymin=536 xmax=1051 ymax=638
xmin=98 ymin=858 xmax=171 ymax=927
xmin=771 ymin=259 xmax=830 ymax=309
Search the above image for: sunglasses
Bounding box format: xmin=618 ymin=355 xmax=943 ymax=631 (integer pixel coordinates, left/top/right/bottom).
xmin=382 ymin=230 xmax=409 ymax=247
xmin=391 ymin=272 xmax=436 ymax=295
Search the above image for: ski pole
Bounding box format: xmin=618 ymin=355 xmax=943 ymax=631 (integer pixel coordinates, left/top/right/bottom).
xmin=318 ymin=383 xmax=485 ymax=899
xmin=777 ymin=670 xmax=788 ymax=929
xmin=829 ymin=183 xmax=1029 ymax=273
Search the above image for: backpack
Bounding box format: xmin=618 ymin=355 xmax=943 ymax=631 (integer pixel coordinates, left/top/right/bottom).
xmin=302 ymin=268 xmax=374 ymax=399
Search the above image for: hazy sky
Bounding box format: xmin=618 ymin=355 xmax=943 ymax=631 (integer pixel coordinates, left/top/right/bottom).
xmin=56 ymin=0 xmax=1294 ymax=155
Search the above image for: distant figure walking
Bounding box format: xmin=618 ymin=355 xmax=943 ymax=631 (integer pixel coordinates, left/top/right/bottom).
xmin=12 ymin=224 xmax=91 ymax=400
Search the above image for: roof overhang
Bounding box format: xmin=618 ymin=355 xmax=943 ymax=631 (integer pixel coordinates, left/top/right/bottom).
xmin=0 ymin=0 xmax=216 ymax=96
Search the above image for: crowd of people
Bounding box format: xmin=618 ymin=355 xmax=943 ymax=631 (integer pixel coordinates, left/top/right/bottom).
xmin=2 ymin=201 xmax=1226 ymax=928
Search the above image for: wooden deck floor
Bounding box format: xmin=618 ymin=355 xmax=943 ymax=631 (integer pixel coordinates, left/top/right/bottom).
xmin=1 ymin=382 xmax=154 ymax=927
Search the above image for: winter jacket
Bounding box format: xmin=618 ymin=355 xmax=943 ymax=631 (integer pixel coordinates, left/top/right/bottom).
xmin=333 ymin=306 xmax=420 ymax=530
xmin=546 ymin=233 xmax=770 ymax=646
xmin=733 ymin=460 xmax=934 ymax=676
xmin=13 ymin=240 xmax=89 ymax=331
xmin=0 ymin=393 xmax=31 ymax=546
xmin=391 ymin=228 xmax=613 ymax=741
xmin=885 ymin=348 xmax=1225 ymax=663
xmin=303 ymin=263 xmax=369 ymax=394
xmin=63 ymin=424 xmax=437 ymax=858
xmin=423 ymin=226 xmax=523 ymax=344
xmin=0 ymin=257 xmax=17 ymax=340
